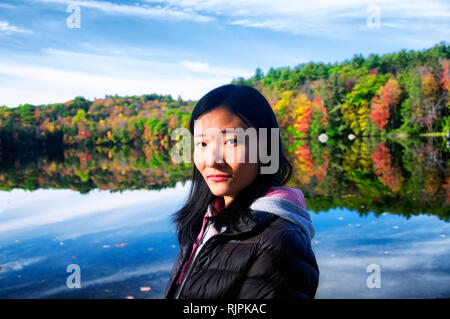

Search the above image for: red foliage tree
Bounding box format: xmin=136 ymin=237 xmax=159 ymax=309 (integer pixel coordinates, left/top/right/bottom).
xmin=441 ymin=60 xmax=450 ymax=91
xmin=371 ymin=142 xmax=404 ymax=192
xmin=294 ymin=144 xmax=315 ymax=184
xmin=370 ymin=78 xmax=401 ymax=130
xmin=292 ymin=93 xmax=312 ymax=135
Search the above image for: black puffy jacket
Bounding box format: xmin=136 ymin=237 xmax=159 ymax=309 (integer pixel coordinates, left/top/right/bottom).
xmin=164 ymin=188 xmax=319 ymax=299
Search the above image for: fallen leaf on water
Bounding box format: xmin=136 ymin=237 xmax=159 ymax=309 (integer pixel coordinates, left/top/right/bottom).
xmin=115 ymin=243 xmax=127 ymax=248
xmin=140 ymin=286 xmax=151 ymax=292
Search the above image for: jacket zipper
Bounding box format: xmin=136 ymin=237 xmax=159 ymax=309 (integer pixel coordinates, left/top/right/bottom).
xmin=174 ymin=245 xmax=200 ymax=299
xmin=174 ymin=230 xmax=248 ymax=298
xmin=173 ymin=212 xmax=278 ymax=298
xmin=174 ymin=227 xmax=226 ymax=299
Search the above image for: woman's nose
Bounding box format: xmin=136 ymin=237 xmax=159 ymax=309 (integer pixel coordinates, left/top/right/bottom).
xmin=205 ymin=144 xmax=225 ymax=167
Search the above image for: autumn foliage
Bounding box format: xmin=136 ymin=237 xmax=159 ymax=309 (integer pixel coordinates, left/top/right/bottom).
xmin=292 ymin=93 xmax=313 ymax=134
xmin=371 ymin=142 xmax=404 ymax=192
xmin=370 ymin=78 xmax=401 ymax=130
xmin=294 ymin=144 xmax=315 ymax=184
xmin=441 ymin=60 xmax=450 ymax=92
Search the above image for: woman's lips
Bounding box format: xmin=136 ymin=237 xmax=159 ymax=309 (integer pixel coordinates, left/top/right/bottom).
xmin=207 ymin=175 xmax=231 ymax=182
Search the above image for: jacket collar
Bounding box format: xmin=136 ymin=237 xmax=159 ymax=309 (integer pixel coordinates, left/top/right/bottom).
xmin=207 ymin=197 xmax=279 ymax=235
xmin=165 ymin=209 xmax=278 ymax=299
xmin=229 ymin=209 xmax=279 ymax=234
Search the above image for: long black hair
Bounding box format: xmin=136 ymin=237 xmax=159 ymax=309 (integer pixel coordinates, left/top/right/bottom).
xmin=173 ymin=84 xmax=293 ymax=246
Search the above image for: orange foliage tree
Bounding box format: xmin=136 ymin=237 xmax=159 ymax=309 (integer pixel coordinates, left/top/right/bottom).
xmin=370 ymin=78 xmax=401 ymax=131
xmin=371 ymin=142 xmax=404 ymax=192
xmin=441 ymin=60 xmax=450 ymax=92
xmin=292 ymin=93 xmax=312 ymax=135
xmin=293 ymin=143 xmax=315 ymax=184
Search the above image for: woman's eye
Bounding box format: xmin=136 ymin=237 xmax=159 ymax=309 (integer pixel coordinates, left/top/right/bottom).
xmin=195 ymin=139 xmax=236 ymax=147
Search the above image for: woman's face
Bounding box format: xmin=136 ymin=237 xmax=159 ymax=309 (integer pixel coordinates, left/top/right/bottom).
xmin=193 ymin=106 xmax=260 ymax=207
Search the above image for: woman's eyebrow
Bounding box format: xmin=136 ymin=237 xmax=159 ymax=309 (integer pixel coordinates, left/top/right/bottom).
xmin=194 ymin=129 xmax=240 ymax=138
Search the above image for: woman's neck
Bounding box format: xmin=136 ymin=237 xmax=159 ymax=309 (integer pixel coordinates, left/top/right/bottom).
xmin=223 ymin=195 xmax=234 ymax=208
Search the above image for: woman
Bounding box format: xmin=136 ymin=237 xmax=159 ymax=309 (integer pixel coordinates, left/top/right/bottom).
xmin=164 ymin=84 xmax=319 ymax=299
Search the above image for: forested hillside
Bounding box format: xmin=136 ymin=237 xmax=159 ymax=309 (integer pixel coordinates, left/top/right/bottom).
xmin=0 ymin=42 xmax=448 ymax=151
xmin=233 ymin=41 xmax=449 ymax=138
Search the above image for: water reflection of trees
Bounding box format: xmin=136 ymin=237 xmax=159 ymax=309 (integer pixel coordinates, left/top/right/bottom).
xmin=0 ymin=138 xmax=448 ymax=221
xmin=287 ymin=137 xmax=448 ymax=221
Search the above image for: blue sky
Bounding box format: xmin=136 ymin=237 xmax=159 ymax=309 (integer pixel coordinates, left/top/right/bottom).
xmin=0 ymin=0 xmax=449 ymax=107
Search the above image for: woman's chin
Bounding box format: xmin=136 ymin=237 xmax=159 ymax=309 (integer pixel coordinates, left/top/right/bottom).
xmin=209 ymin=186 xmax=232 ymax=197
xmin=210 ymin=191 xmax=228 ymax=197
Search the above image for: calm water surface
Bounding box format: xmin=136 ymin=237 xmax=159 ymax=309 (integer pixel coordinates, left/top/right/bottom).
xmin=0 ymin=182 xmax=449 ymax=298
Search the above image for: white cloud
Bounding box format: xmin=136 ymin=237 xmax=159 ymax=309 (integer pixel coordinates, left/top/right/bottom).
xmin=32 ymin=0 xmax=450 ymax=37
xmin=0 ymin=48 xmax=253 ymax=107
xmin=0 ymin=184 xmax=187 ymax=233
xmin=0 ymin=21 xmax=32 ymax=34
xmin=145 ymin=0 xmax=450 ymax=36
xmin=180 ymin=60 xmax=250 ymax=76
xmin=0 ymin=3 xmax=15 ymax=9
xmin=150 ymin=0 xmax=450 ymax=19
xmin=315 ymin=237 xmax=450 ymax=298
xmin=311 ymin=212 xmax=450 ymax=298
xmin=0 ymin=257 xmax=46 ymax=273
xmin=33 ymin=261 xmax=173 ymax=297
xmin=36 ymin=0 xmax=213 ymax=22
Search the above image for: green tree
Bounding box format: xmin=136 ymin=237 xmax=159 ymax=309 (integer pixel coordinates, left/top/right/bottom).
xmin=342 ymin=74 xmax=390 ymax=135
xmin=17 ymin=104 xmax=36 ymax=126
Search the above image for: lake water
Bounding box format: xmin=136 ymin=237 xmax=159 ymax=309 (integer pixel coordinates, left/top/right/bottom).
xmin=1 ymin=181 xmax=449 ymax=298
